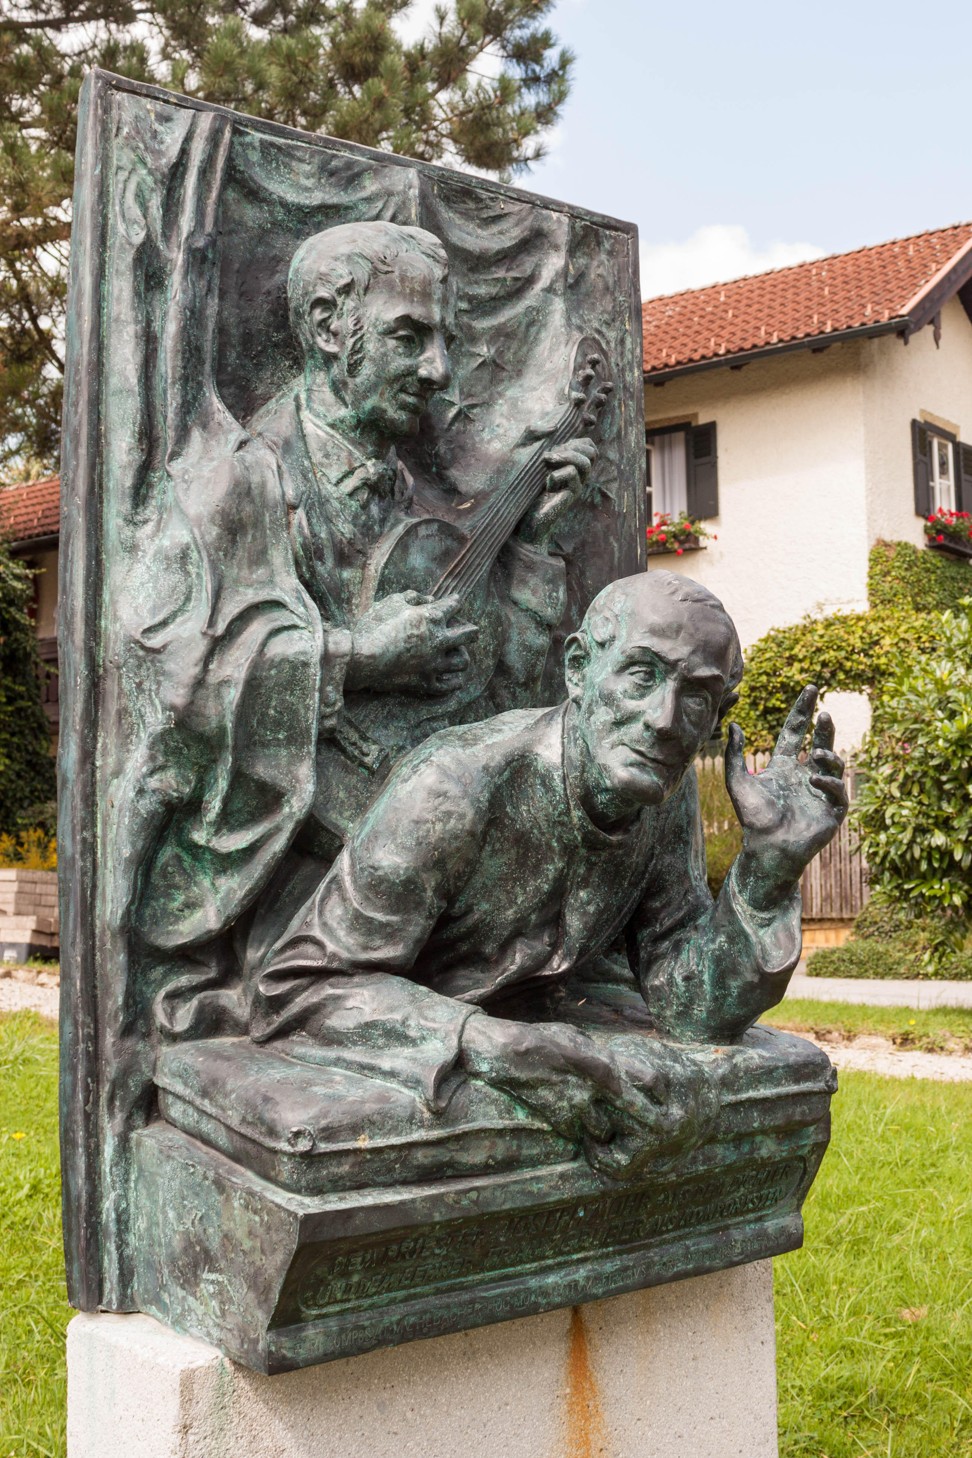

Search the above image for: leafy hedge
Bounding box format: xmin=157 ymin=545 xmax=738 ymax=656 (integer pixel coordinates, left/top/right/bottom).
xmin=734 ymin=541 xmax=971 ymax=751
xmin=854 ymin=601 xmax=972 ymax=926
xmin=0 ymin=542 xmax=55 ymax=833
xmin=807 ymin=896 xmax=972 ymax=981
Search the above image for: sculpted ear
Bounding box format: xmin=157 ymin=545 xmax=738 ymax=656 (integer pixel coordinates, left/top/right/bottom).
xmin=308 ymin=293 xmax=342 ymax=359
xmin=564 ymin=633 xmax=590 ymax=701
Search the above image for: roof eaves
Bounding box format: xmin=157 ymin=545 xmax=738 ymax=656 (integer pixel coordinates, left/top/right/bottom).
xmin=900 ymin=234 xmax=972 ymax=335
xmin=8 ymin=530 xmax=59 ymax=552
xmin=645 ymin=317 xmax=906 ymax=384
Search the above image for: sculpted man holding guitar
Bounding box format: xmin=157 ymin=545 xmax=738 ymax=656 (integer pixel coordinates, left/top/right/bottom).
xmin=135 ymin=219 xmax=614 ymax=981
xmin=249 ymin=220 xmax=613 ymax=845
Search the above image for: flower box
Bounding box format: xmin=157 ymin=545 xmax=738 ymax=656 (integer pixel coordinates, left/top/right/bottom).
xmin=924 ymin=509 xmax=972 ymax=559
xmin=646 ymin=512 xmax=712 ymax=557
xmin=927 ymin=536 xmax=972 ymax=560
xmin=647 ymin=533 xmax=705 ymax=557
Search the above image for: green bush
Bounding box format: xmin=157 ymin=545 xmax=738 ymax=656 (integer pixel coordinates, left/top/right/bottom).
xmin=733 ymin=541 xmax=972 ymax=751
xmin=696 ymin=758 xmax=742 ymax=896
xmin=0 ymin=542 xmax=55 ymax=833
xmin=807 ymin=937 xmax=972 ymax=981
xmin=854 ymin=600 xmax=972 ymax=932
xmin=866 ymin=537 xmax=972 ymax=614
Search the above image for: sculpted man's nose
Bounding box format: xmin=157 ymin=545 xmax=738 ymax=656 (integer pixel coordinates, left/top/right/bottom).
xmin=419 ymin=336 xmax=451 ymax=390
xmin=643 ymin=685 xmax=680 ymax=737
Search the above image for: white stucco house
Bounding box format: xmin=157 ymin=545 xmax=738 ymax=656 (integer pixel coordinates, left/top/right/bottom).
xmin=642 ymin=222 xmax=972 ymax=747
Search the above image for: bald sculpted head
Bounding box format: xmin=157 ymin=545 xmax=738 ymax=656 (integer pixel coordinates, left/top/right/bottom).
xmin=564 ymin=572 xmax=744 ymax=814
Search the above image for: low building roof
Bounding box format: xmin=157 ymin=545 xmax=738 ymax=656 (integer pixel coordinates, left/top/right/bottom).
xmin=643 ymin=222 xmax=972 ymax=382
xmin=0 ymin=475 xmax=60 ymax=547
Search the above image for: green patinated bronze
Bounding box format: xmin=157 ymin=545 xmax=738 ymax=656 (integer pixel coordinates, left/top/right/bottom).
xmin=59 ymin=70 xmax=843 ymax=1374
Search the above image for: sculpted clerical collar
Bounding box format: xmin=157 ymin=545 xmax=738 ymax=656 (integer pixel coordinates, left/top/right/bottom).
xmin=298 ymin=393 xmax=410 ymax=505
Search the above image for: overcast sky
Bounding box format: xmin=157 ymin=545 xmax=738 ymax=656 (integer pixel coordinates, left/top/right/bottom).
xmin=482 ymin=0 xmax=972 ymax=297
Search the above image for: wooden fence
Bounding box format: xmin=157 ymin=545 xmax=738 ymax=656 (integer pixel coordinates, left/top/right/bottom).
xmin=696 ymin=751 xmax=869 ymax=923
xmin=798 ymin=822 xmax=869 ymax=921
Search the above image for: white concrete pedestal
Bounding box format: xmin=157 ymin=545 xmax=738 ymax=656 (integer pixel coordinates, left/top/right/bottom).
xmin=67 ymin=1260 xmax=778 ymax=1458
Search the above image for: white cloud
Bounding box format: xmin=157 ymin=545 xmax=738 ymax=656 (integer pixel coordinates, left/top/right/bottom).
xmin=639 ymin=225 xmax=826 ymax=298
xmin=392 ymin=0 xmax=441 ymax=45
xmin=533 ymin=123 xmax=567 ymax=174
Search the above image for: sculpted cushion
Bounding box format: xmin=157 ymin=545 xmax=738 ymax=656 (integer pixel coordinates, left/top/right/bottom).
xmin=155 ymin=1025 xmax=834 ymax=1197
xmin=155 ymin=1037 xmax=571 ymax=1194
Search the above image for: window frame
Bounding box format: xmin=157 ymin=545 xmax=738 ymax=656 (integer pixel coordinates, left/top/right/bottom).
xmin=645 ymin=421 xmax=691 ymax=522
xmin=645 ymin=420 xmax=719 ymax=523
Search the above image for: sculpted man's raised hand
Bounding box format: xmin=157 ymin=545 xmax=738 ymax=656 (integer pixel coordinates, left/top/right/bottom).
xmin=725 ymin=685 xmax=848 ymax=913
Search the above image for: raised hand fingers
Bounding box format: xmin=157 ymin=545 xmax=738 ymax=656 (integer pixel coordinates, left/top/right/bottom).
xmin=809 ymin=773 xmax=849 ymax=818
xmin=811 ymin=709 xmax=836 ymax=755
xmin=723 ymin=721 xmax=749 ymax=802
xmin=810 ymin=747 xmax=844 ymax=780
xmin=774 ymin=684 xmax=818 ymax=759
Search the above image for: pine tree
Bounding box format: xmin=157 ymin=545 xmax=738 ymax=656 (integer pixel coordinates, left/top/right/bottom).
xmin=0 ymin=0 xmax=572 ymax=477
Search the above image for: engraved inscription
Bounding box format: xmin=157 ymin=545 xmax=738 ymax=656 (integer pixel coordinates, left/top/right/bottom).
xmin=288 ymin=1160 xmax=803 ymax=1321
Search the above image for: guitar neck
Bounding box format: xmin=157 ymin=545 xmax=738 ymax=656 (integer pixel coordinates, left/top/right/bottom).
xmin=432 ymin=404 xmax=582 ymax=604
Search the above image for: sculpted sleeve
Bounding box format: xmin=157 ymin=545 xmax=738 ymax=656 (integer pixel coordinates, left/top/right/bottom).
xmin=629 ymin=770 xmax=802 ymax=1043
xmin=249 ymin=750 xmax=486 ymax=1106
xmin=131 ymin=441 xmax=323 ymax=950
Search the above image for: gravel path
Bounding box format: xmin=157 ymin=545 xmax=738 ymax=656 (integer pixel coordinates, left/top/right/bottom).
xmin=0 ymin=975 xmax=58 ymax=1020
xmin=789 ymin=968 xmax=972 ymax=1009
xmin=788 ymin=1030 xmax=972 ymax=1082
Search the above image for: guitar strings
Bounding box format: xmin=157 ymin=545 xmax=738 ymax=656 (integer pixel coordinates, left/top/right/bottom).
xmin=434 ymin=407 xmax=582 ymax=602
xmin=437 ymin=414 xmax=578 ymax=600
xmin=433 ymin=349 xmax=605 ymax=601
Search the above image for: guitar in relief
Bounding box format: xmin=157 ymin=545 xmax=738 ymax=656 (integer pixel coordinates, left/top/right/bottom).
xmin=308 ymin=335 xmax=615 ymax=842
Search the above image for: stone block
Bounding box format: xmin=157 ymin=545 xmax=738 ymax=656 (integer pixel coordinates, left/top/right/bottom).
xmin=67 ymin=1260 xmax=778 ymax=1458
xmin=0 ymin=914 xmax=58 ymax=934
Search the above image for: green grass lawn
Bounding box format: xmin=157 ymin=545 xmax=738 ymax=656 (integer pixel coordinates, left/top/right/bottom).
xmin=1 ymin=1011 xmax=971 ymax=1457
xmin=764 ymin=997 xmax=972 ymax=1054
xmin=0 ymin=1013 xmax=70 ymax=1458
xmin=776 ymin=1071 xmax=972 ymax=1457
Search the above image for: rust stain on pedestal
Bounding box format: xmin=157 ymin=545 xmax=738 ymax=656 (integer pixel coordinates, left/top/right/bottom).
xmin=564 ymin=1306 xmax=607 ymax=1457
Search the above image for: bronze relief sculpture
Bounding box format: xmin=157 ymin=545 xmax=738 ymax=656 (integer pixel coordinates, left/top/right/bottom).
xmin=60 ymin=71 xmax=841 ymax=1374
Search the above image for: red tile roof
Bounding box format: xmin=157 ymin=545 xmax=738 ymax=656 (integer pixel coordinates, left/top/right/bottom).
xmin=0 ymin=475 xmax=60 ymax=546
xmin=643 ymin=222 xmax=972 ymax=378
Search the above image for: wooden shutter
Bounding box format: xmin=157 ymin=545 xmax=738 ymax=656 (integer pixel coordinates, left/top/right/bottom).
xmin=911 ymin=419 xmax=932 ymax=516
xmin=686 ymin=422 xmax=718 ymax=518
xmin=955 ymin=441 xmax=972 ymax=513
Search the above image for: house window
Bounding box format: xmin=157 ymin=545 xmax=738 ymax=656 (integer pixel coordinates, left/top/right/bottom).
xmin=912 ymin=418 xmax=972 ymax=517
xmin=931 ymin=434 xmax=955 ymax=512
xmin=645 ymin=422 xmax=719 ymax=521
xmin=647 ymin=428 xmax=688 ymax=517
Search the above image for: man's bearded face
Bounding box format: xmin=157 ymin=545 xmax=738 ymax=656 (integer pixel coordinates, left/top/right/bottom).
xmin=335 ymin=256 xmax=452 ymax=441
xmin=575 ymin=601 xmax=736 ymax=809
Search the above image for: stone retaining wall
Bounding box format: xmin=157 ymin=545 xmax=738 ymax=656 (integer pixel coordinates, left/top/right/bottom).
xmin=0 ymin=868 xmax=58 ymax=961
